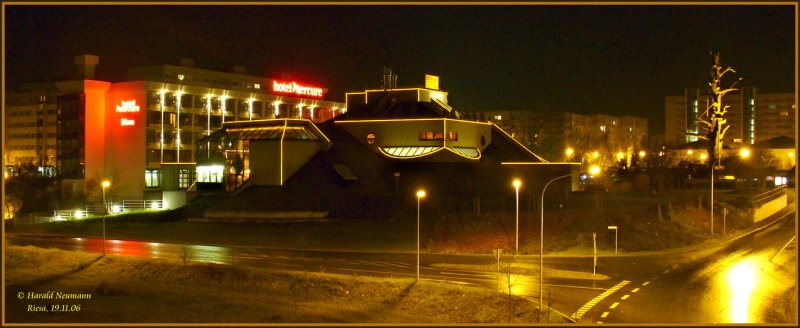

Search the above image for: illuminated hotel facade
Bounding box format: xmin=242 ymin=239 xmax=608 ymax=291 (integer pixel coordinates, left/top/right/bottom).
xmin=4 ymin=55 xmax=345 ymax=206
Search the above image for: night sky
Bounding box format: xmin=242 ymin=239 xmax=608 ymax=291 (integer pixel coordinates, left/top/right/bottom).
xmin=4 ymin=4 xmax=796 ymax=135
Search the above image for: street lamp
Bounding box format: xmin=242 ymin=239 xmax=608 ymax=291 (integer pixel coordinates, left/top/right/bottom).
xmin=512 ymin=179 xmax=522 ymax=254
xmin=607 ymin=226 xmax=618 ymax=254
xmin=539 ymin=165 xmax=600 ymax=315
xmin=565 ymin=147 xmax=574 ymax=160
xmin=739 ymin=148 xmax=751 ymax=159
xmin=101 ymin=180 xmax=110 ymax=256
xmin=416 ymin=189 xmax=426 ymax=282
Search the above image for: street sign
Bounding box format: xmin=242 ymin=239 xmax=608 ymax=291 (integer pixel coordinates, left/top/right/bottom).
xmin=607 ymin=226 xmax=617 ymax=230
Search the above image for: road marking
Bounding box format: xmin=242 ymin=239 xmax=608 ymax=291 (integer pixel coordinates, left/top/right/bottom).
xmin=621 ymin=294 xmax=630 ymax=300
xmin=544 ymin=284 xmax=605 ymax=291
xmin=601 ymin=312 xmax=609 ymax=318
xmin=609 ymin=302 xmax=619 ymax=309
xmin=571 ymin=280 xmax=629 ymax=321
xmin=663 ymin=269 xmax=670 ymax=274
xmin=631 ymin=288 xmax=640 ymax=293
xmin=642 ymin=281 xmax=650 ymax=286
xmin=439 ymin=271 xmax=493 ymax=278
xmin=597 ymin=321 xmax=603 ymax=324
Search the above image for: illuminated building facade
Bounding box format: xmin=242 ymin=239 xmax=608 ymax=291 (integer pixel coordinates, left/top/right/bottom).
xmin=664 ymin=87 xmax=795 ymax=146
xmin=197 ymin=82 xmax=577 ymax=220
xmin=4 ymin=55 xmax=345 ymax=206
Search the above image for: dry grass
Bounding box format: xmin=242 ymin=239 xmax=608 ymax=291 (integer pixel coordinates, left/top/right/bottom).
xmin=5 ymin=245 xmax=566 ymax=324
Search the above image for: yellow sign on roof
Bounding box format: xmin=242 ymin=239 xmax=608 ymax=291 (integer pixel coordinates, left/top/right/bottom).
xmin=425 ymin=74 xmax=439 ymax=90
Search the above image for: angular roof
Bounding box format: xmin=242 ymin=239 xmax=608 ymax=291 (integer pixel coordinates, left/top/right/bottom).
xmin=753 ymin=136 xmax=795 ymax=149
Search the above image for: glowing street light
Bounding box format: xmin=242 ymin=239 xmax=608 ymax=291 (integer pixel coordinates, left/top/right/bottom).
xmin=638 ymin=150 xmax=646 ymax=159
xmin=101 ymin=180 xmax=110 ymax=256
xmin=739 ymin=148 xmax=751 ymax=159
xmin=512 ymin=179 xmax=522 ymax=254
xmin=416 ymin=189 xmax=426 ymax=282
xmin=592 ymin=151 xmax=599 ymax=159
xmin=565 ymin=148 xmax=574 ymax=159
xmin=539 ymin=165 xmax=600 ymax=316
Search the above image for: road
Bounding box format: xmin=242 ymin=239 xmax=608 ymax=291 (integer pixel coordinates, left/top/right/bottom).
xmin=5 ymin=208 xmax=796 ymax=324
xmin=581 ymin=208 xmax=797 ymax=324
xmin=5 ymin=232 xmax=620 ymax=322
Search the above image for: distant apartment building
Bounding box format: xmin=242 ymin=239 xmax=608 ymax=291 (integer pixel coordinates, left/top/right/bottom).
xmin=463 ymin=110 xmax=648 ymax=165
xmin=664 ymin=87 xmax=796 ymax=147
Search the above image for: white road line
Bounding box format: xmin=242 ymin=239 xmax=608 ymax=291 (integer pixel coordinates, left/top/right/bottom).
xmin=571 ymin=280 xmax=630 ymax=320
xmin=621 ymin=294 xmax=630 ymax=300
xmin=601 ymin=312 xmax=609 ymax=318
xmin=631 ymin=288 xmax=640 ymax=293
xmin=439 ymin=271 xmax=493 ymax=278
xmin=663 ymin=269 xmax=670 ymax=274
xmin=642 ymin=281 xmax=650 ymax=286
xmin=545 ymin=284 xmax=605 ymax=291
xmin=609 ymin=302 xmax=619 ymax=309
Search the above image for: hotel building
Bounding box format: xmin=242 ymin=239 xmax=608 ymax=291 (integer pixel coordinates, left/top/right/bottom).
xmin=4 ymin=55 xmax=345 ymax=207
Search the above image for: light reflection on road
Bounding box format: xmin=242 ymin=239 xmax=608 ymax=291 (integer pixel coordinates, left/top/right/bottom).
xmin=706 ymin=251 xmax=789 ymax=323
xmin=725 ymin=258 xmax=757 ymax=323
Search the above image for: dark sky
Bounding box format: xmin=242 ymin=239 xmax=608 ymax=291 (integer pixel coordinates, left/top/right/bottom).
xmin=4 ymin=4 xmax=796 ymax=135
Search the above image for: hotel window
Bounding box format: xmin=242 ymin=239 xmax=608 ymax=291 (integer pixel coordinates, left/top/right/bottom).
xmin=446 ymin=132 xmax=458 ymax=141
xmin=145 ymin=169 xmax=161 ymax=188
xmin=178 ymin=168 xmax=193 ymax=188
xmin=180 ymin=94 xmax=193 ymax=108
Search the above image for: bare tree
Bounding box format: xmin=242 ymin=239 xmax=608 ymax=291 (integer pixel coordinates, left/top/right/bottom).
xmin=694 ymin=52 xmax=742 ymax=168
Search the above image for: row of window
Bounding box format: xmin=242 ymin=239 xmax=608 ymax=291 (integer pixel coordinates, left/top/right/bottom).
xmin=6 ymin=95 xmax=55 ymax=106
xmin=144 ymin=168 xmax=195 ymax=189
xmin=8 ymin=145 xmax=55 ymax=151
xmin=163 ymin=74 xmax=263 ymax=90
xmin=8 ymin=133 xmax=57 ymax=139
xmin=419 ymin=131 xmax=458 ymax=141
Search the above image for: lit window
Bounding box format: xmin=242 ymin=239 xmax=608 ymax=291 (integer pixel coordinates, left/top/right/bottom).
xmin=178 ymin=168 xmax=193 ymax=188
xmin=446 ymin=132 xmax=458 ymax=141
xmin=419 ymin=131 xmax=434 ymax=140
xmin=493 ymin=115 xmax=502 ymax=120
xmin=145 ymin=169 xmax=161 ymax=188
xmin=254 ymin=83 xmax=261 ymax=89
xmin=178 ymin=74 xmax=185 ymax=81
xmin=197 ymin=165 xmax=223 ymax=183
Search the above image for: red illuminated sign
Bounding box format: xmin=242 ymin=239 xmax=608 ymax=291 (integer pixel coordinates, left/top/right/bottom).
xmin=116 ymin=100 xmax=140 ymax=126
xmin=273 ymin=80 xmax=324 ymax=98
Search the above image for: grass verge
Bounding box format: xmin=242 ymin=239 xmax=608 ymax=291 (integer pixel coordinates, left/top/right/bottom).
xmin=5 ymin=245 xmax=567 ymax=324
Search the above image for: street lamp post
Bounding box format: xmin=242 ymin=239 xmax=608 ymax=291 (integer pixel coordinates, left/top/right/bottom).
xmin=416 ymin=189 xmax=426 ymax=283
xmin=101 ymin=180 xmax=110 ymax=256
xmin=513 ymin=179 xmax=521 ymax=254
xmin=539 ymin=166 xmax=600 ymax=315
xmin=711 ymin=158 xmax=716 ymax=236
xmin=607 ymin=226 xmax=618 ymax=254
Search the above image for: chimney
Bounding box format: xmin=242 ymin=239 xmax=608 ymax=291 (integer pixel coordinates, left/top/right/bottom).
xmin=74 ymin=54 xmax=99 ymax=80
xmin=233 ymin=65 xmax=246 ymax=74
xmin=180 ymin=58 xmax=194 ymax=67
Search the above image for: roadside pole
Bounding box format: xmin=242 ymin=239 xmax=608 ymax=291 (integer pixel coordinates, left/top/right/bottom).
xmin=592 ymin=232 xmax=597 ymax=276
xmin=493 ymin=249 xmax=503 ymax=292
xmin=723 ymin=207 xmax=728 ymax=239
